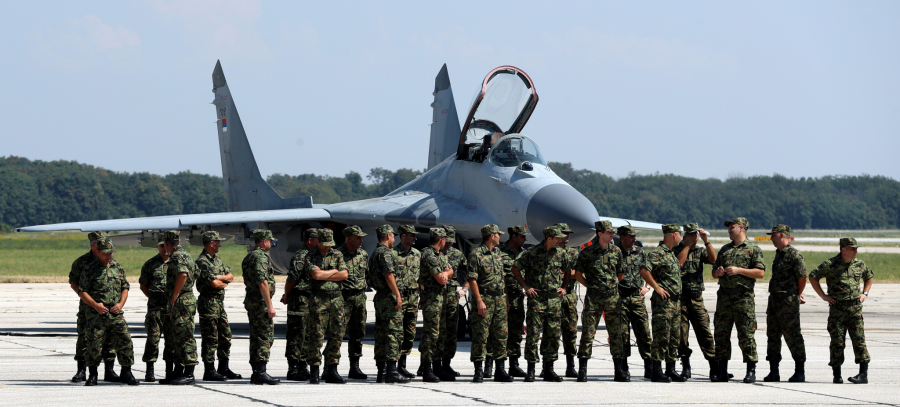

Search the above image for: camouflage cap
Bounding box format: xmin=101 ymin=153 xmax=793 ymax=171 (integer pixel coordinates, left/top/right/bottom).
xmin=304 ymin=228 xmax=320 ymax=240
xmin=662 ymin=224 xmax=682 ymax=234
xmin=616 ymin=225 xmax=637 ymax=236
xmin=87 ymin=231 xmax=107 ymax=242
xmin=162 ymin=230 xmax=181 ymax=243
xmin=202 ymin=231 xmax=228 ymax=244
xmin=594 ymin=220 xmax=615 ymax=232
xmin=376 ymin=224 xmax=397 ymax=235
xmin=319 ymin=228 xmax=336 ymax=246
xmin=251 ymin=229 xmax=276 ymax=242
xmin=96 ymin=237 xmax=115 ymax=254
xmin=442 ymin=225 xmax=457 ymax=243
xmin=429 ymin=228 xmax=447 ymax=239
xmin=156 ymin=233 xmax=166 ymax=246
xmin=342 ymin=225 xmax=367 ymax=237
xmin=507 ymin=225 xmax=526 ymax=236
xmin=766 ymin=224 xmax=792 ymax=236
xmin=555 ymin=223 xmax=573 ymax=234
xmin=840 ymin=237 xmax=859 ymax=248
xmin=683 ymin=223 xmax=700 ymax=234
xmin=543 ymin=225 xmax=566 ymax=239
xmin=723 ymin=217 xmax=749 ymax=229
xmin=481 ymin=224 xmax=504 ymax=238
xmin=397 ymin=224 xmax=416 ymax=235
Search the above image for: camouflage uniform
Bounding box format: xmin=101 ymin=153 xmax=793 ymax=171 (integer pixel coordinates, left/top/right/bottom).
xmin=575 ymin=240 xmax=626 ymax=360
xmin=617 ymin=241 xmax=652 ymax=361
xmin=713 ymin=231 xmax=765 ymax=364
xmin=559 ymin=246 xmax=580 ymax=358
xmin=766 ymin=243 xmax=807 ymax=364
xmin=499 ymin=238 xmax=526 ymax=358
xmin=395 ymin=225 xmax=421 ymax=356
xmin=370 ymin=235 xmax=404 ymax=363
xmin=675 ymin=236 xmax=716 ymax=361
xmin=78 ymin=241 xmax=134 ymax=368
xmin=418 ymin=230 xmax=451 ymax=363
xmin=809 ymin=251 xmax=873 ymax=367
xmin=196 ymin=248 xmax=232 ymax=364
xmin=468 ymin=242 xmax=509 ymax=362
xmin=338 ymin=241 xmax=368 ymax=360
xmin=440 ymin=239 xmax=466 ymax=360
xmin=71 ymin=236 xmax=117 ymax=364
xmin=646 ymin=240 xmax=682 ymax=363
xmin=166 ymin=244 xmax=199 ymax=367
xmin=302 ymin=235 xmax=348 ymax=366
xmin=243 ymin=245 xmax=277 ymax=363
xmin=285 ymin=236 xmax=314 ymax=365
xmin=139 ymin=252 xmax=171 ymax=363
xmin=515 ymin=234 xmax=567 ymax=363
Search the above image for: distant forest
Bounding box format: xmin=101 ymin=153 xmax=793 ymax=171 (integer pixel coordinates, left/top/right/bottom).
xmin=1 ymin=156 xmax=898 ymax=231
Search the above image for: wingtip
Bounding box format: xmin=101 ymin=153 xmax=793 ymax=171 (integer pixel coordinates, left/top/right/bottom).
xmin=212 ymin=60 xmax=227 ymax=87
xmin=434 ymin=63 xmax=451 ymax=92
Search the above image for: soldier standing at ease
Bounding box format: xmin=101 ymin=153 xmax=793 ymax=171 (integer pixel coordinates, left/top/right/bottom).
xmin=394 ymin=225 xmax=420 ymax=379
xmin=139 ymin=235 xmax=171 ymax=383
xmin=809 ymin=238 xmax=873 ymax=384
xmin=711 ymin=217 xmax=766 ymax=384
xmin=418 ymin=228 xmax=457 ymax=382
xmin=511 ymin=226 xmax=569 ymax=382
xmin=763 ymin=224 xmax=807 ymax=383
xmin=439 ymin=225 xmax=466 ymax=377
xmin=161 ymin=231 xmax=200 ymax=385
xmin=675 ymin=223 xmax=716 ymax=380
xmin=573 ymin=220 xmax=627 ymax=382
xmin=303 ymin=228 xmax=349 ymax=384
xmin=370 ymin=225 xmax=410 ymax=384
xmin=467 ymin=224 xmax=513 ymax=383
xmin=639 ymin=224 xmax=685 ymax=383
xmin=77 ymin=238 xmax=138 ymax=386
xmin=196 ymin=231 xmax=241 ymax=381
xmin=338 ymin=225 xmax=370 ymax=380
xmin=616 ymin=225 xmax=653 ymax=380
xmin=498 ymin=225 xmax=528 ymax=377
xmin=281 ymin=228 xmax=318 ymax=381
xmin=70 ymin=231 xmax=118 ymax=383
xmin=242 ymin=229 xmax=280 ymax=385
xmin=554 ymin=223 xmax=581 ymax=379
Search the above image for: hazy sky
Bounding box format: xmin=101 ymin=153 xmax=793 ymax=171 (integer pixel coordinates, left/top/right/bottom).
xmin=2 ymin=1 xmax=898 ymax=181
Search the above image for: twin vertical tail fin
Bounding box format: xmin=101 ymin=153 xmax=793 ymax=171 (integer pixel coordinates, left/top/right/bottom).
xmin=427 ymin=64 xmax=461 ymax=170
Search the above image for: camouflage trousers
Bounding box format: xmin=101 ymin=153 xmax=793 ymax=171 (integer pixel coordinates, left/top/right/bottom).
xmin=245 ymin=300 xmax=274 ymax=363
xmin=578 ymin=289 xmax=625 ymax=359
xmin=342 ymin=291 xmax=367 ymax=358
xmin=506 ymin=286 xmax=526 ymax=358
xmin=560 ymin=291 xmax=579 ymax=356
xmin=304 ymin=292 xmax=346 ymax=366
xmin=650 ymin=293 xmax=680 ymax=363
xmin=618 ymin=289 xmax=652 ymax=360
xmin=373 ymin=292 xmax=403 ymax=363
xmin=198 ymin=295 xmax=232 ymax=364
xmin=714 ymin=288 xmax=758 ymax=363
xmin=285 ymin=292 xmax=310 ymax=363
xmin=76 ymin=302 xmax=116 ymax=363
xmin=418 ymin=289 xmax=446 ymax=362
xmin=680 ymin=290 xmax=716 ymax=361
xmin=83 ymin=308 xmax=134 ymax=368
xmin=142 ymin=296 xmax=172 ymax=363
xmin=439 ymin=289 xmax=460 ymax=360
xmin=400 ymin=290 xmax=419 ymax=356
xmin=765 ymin=293 xmax=806 ymax=363
xmin=169 ymin=293 xmax=199 ymax=366
xmin=471 ymin=293 xmax=508 ymax=362
xmin=524 ymin=295 xmax=561 ymax=363
xmin=827 ymin=299 xmax=870 ymax=366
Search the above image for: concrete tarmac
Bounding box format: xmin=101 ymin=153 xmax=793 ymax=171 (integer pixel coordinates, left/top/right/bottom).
xmin=1 ymin=283 xmax=898 ymax=406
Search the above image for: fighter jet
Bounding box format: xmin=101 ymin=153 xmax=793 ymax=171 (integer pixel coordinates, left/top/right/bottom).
xmin=17 ymin=61 xmax=661 ymax=272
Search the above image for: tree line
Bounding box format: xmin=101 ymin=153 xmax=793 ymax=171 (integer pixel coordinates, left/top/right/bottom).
xmin=1 ymin=156 xmax=897 ymax=231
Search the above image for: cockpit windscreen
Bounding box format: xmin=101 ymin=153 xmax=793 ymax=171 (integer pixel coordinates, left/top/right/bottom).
xmin=487 ymin=135 xmax=547 ymax=167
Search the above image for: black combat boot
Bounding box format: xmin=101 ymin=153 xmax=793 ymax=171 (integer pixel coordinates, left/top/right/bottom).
xmin=144 ymin=362 xmax=155 ymax=383
xmin=308 ymin=364 xmax=320 ymax=384
xmin=286 ymin=361 xmax=302 ymax=381
xmin=159 ymin=361 xmax=175 ymax=384
xmin=443 ymin=358 xmax=460 ymax=377
xmin=848 ymin=362 xmax=868 ymax=384
xmin=708 ymin=360 xmax=721 ymax=382
xmin=203 ymin=362 xmax=226 ymax=381
xmin=509 ymin=357 xmax=526 ymax=377
xmin=421 ymin=361 xmax=440 ymax=383
xmin=103 ymin=359 xmax=120 ymax=382
xmin=397 ymin=355 xmax=414 ymax=379
xmin=171 ymin=365 xmax=195 ymax=385
xmin=494 ymin=359 xmax=513 ymax=382
xmin=644 ymin=358 xmax=653 ymax=379
xmin=788 ymin=361 xmax=805 ymax=383
xmin=614 ymin=358 xmax=631 ymax=382
xmin=717 ymin=360 xmax=730 ymax=383
xmin=680 ymin=356 xmax=691 ymax=380
xmin=576 ymin=358 xmax=588 ymax=382
xmin=217 ymin=358 xmax=242 ymax=380
xmin=484 ymin=356 xmax=493 ymax=378
xmin=375 ymin=361 xmax=386 ymax=383
xmin=85 ymin=365 xmax=99 ymax=386
xmin=324 ymin=364 xmax=347 ymax=384
xmin=473 ymin=361 xmax=484 ymax=383
xmin=542 ymin=360 xmax=562 ymax=382
xmin=385 ymin=361 xmax=410 ymax=384
xmin=524 ymin=362 xmax=536 ymax=382
xmin=833 ymin=365 xmax=843 ymax=384
xmin=251 ymin=362 xmax=280 ymax=385
xmin=120 ymin=366 xmax=139 ymax=386
xmin=416 ymin=356 xmax=425 ymax=377
xmin=348 ymin=357 xmax=368 ymax=380
xmin=743 ymin=361 xmax=757 ymax=384
xmin=650 ymin=361 xmax=671 ymax=383
xmin=622 ymin=357 xmax=631 ymax=380
xmin=433 ymin=361 xmax=456 ymax=381
xmin=565 ymin=355 xmax=578 ymax=378
xmin=763 ymin=360 xmax=780 ymax=382
xmin=665 ymin=361 xmax=686 ymax=382
xmin=72 ymin=361 xmax=86 ymax=382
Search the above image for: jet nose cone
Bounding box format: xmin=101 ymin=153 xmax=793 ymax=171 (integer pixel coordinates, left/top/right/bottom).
xmin=526 ymin=183 xmax=600 ymax=246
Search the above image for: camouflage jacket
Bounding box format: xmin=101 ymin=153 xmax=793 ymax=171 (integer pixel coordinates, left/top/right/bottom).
xmin=69 ymin=251 xmax=94 ymax=286
xmin=467 ymin=244 xmax=506 ymax=292
xmin=303 ymin=248 xmax=347 ymax=292
xmin=242 ymin=247 xmax=276 ymax=303
xmin=714 ymin=240 xmax=766 ymax=292
xmin=139 ymin=254 xmax=168 ymax=297
xmin=419 ymin=246 xmax=450 ymax=291
xmin=166 ymin=246 xmax=198 ymax=298
xmin=809 ymin=255 xmax=874 ymax=301
xmin=196 ymin=250 xmax=229 ymax=300
xmin=617 ymin=243 xmax=647 ymax=290
xmin=79 ymin=257 xmax=129 ymax=306
xmin=368 ymin=243 xmax=398 ymax=293
xmin=769 ymin=245 xmax=807 ymax=294
xmin=646 ymin=244 xmax=682 ymax=297
xmin=674 ymin=243 xmax=713 ymax=294
xmin=562 ymin=246 xmax=579 ymax=293
xmin=513 ymin=243 xmax=566 ymax=294
xmin=287 ymin=246 xmax=313 ymax=293
xmin=444 ymin=246 xmax=468 ymax=288
xmin=337 ymin=245 xmax=368 ymax=291
xmin=394 ymin=245 xmax=420 ymax=291
xmin=498 ymin=241 xmax=525 ymax=288
xmin=574 ymin=242 xmax=623 ymax=292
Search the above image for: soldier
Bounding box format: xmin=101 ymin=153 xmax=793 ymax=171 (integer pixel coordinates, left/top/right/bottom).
xmin=498 ymin=225 xmax=528 ymax=377
xmin=511 ymin=225 xmax=568 ymax=382
xmin=70 ymin=231 xmax=118 ymax=383
xmin=763 ymin=224 xmax=807 ymax=383
xmin=809 ymin=238 xmax=873 ymax=384
xmin=616 ymin=225 xmax=653 ymax=380
xmin=369 ymin=225 xmax=410 ymax=384
xmin=161 ymin=230 xmax=200 ymax=385
xmin=417 ymin=228 xmax=457 ymax=382
xmin=675 ymin=223 xmax=716 ymax=380
xmin=77 ymin=237 xmax=138 ymax=386
xmin=338 ymin=225 xmax=370 ymax=380
xmin=394 ymin=224 xmax=420 ymax=379
xmin=303 ymin=228 xmax=349 ymax=384
xmin=196 ymin=231 xmax=241 ymax=381
xmin=639 ymin=224 xmax=684 ymax=383
xmin=573 ymin=220 xmax=626 ymax=382
xmin=242 ymin=229 xmax=280 ymax=385
xmin=555 ymin=223 xmax=580 ymax=378
xmin=139 ymin=235 xmax=171 ymax=383
xmin=711 ymin=217 xmax=766 ymax=383
xmin=467 ymin=224 xmax=513 ymax=383
xmin=439 ymin=225 xmax=466 ymax=377
xmin=281 ymin=228 xmax=318 ymax=381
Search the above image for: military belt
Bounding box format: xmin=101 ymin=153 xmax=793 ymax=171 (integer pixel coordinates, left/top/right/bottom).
xmin=618 ymin=286 xmax=641 ymax=297
xmin=480 ymin=288 xmax=505 ymax=298
xmin=587 ymin=286 xmax=618 ymax=298
xmin=342 ymin=288 xmax=365 ymax=297
xmin=424 ymin=285 xmax=448 ymax=294
xmin=312 ymin=290 xmax=343 ymax=299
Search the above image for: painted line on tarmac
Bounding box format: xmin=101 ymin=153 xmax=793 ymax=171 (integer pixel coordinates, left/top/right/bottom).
xmin=192 ymin=383 xmax=293 ymax=407
xmin=750 ymin=381 xmax=899 ymax=407
xmin=394 ymin=383 xmax=500 ymax=405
